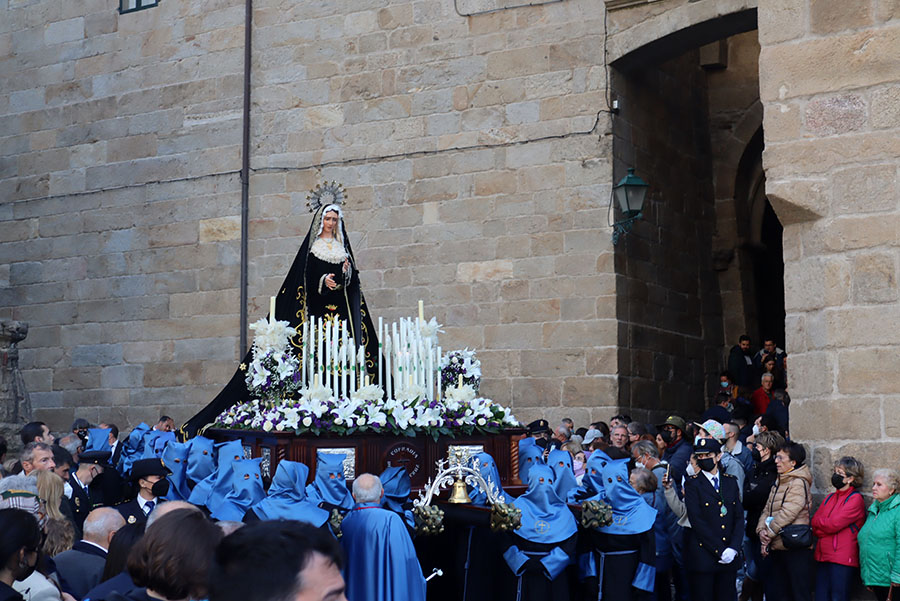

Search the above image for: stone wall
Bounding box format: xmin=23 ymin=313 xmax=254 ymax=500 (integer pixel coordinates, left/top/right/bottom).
xmin=1 ymin=0 xmax=624 ymax=430
xmin=758 ymin=0 xmax=900 ymax=489
xmin=610 ymin=50 xmax=724 ymax=421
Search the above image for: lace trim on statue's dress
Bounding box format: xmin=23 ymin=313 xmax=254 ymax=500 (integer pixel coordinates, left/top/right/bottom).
xmin=310 ymin=238 xmax=348 ymax=264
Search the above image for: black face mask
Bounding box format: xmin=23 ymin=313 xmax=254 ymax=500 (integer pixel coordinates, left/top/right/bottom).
xmin=150 ymin=479 xmax=170 ymax=498
xmin=832 ymin=473 xmax=847 ymax=490
xmin=751 ymin=447 xmax=762 ymax=463
xmin=660 ymin=430 xmax=674 ymax=444
xmin=697 ymin=458 xmax=716 ymax=473
xmin=535 ymin=437 xmax=549 ymax=450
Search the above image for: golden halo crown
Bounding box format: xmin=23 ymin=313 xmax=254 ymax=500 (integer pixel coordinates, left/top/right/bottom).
xmin=307 ymin=181 xmax=346 ymax=213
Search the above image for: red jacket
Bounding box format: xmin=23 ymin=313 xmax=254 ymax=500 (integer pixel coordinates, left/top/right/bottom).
xmin=750 ymin=388 xmax=773 ymax=416
xmin=811 ymin=487 xmax=867 ymax=566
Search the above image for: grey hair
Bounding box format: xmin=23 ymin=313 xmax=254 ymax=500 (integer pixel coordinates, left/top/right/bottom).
xmin=761 ymin=373 xmax=774 ymax=382
xmin=873 ymin=468 xmax=900 ymax=493
xmin=631 ymin=440 xmax=659 ymax=459
xmin=0 ymin=474 xmax=39 ymax=495
xmin=352 ymin=473 xmax=383 ymax=504
xmin=629 ymin=467 xmax=658 ymax=494
xmin=58 ymin=434 xmax=81 ymax=456
xmin=82 ymin=508 xmax=125 ymax=545
xmin=20 ymin=442 xmax=51 ymax=464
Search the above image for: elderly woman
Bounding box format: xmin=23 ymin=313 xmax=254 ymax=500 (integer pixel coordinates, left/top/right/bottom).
xmin=811 ymin=457 xmax=866 ymax=601
xmin=757 ymin=440 xmax=813 ymax=601
xmin=858 ymin=468 xmax=900 ymax=601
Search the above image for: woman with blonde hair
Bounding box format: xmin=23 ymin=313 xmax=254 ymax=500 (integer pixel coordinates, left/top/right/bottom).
xmin=35 ymin=470 xmax=65 ymax=522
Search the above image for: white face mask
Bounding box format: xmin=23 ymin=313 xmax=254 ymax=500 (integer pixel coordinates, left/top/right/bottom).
xmin=635 ymin=461 xmax=645 ymax=470
xmin=752 ymin=424 xmax=761 ymax=436
xmin=686 ymin=463 xmax=697 ymax=477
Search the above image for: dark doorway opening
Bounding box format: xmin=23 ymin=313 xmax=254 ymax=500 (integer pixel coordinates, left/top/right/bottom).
xmin=752 ymin=199 xmax=785 ymax=348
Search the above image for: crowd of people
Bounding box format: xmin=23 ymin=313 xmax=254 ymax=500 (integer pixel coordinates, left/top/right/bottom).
xmin=0 ymin=336 xmax=896 ymax=601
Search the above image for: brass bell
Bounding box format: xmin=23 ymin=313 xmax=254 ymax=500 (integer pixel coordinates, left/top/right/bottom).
xmin=447 ymin=477 xmax=472 ymax=504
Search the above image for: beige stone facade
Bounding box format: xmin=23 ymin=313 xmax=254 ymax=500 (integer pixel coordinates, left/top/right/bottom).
xmin=1 ymin=0 xmax=898 ymax=483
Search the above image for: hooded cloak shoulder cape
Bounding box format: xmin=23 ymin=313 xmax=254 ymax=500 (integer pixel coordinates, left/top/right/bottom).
xmin=305 ymin=453 xmax=354 ymax=512
xmin=251 ymin=461 xmax=329 ymax=526
xmin=182 ymin=206 xmax=380 ymax=438
xmin=340 ymin=503 xmax=427 ymax=601
xmin=188 ymin=439 xmax=244 ymax=509
xmin=210 ymin=458 xmax=265 ymax=522
xmin=469 ymin=451 xmax=514 ymax=505
xmin=161 ymin=441 xmax=191 ymax=501
xmin=548 ymin=449 xmax=578 ymax=501
xmin=185 ymin=436 xmax=216 ymax=485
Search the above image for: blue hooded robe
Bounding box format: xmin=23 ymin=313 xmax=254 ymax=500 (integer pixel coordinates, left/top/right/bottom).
xmin=379 ymin=466 xmax=415 ymax=531
xmin=188 ymin=439 xmax=244 ymax=510
xmin=85 ymin=429 xmax=112 ymax=453
xmin=580 ymin=459 xmax=657 ymax=599
xmin=340 ymin=502 xmax=427 ymax=601
xmin=118 ymin=423 xmax=150 ymax=475
xmin=250 ymin=461 xmax=329 ymax=526
xmin=504 ymin=465 xmax=577 ymax=600
xmin=210 ymin=458 xmax=265 ymax=522
xmin=518 ymin=438 xmax=544 ymax=484
xmin=547 ymin=449 xmax=578 ymax=501
xmin=185 ymin=436 xmax=216 ymax=486
xmin=305 ymin=454 xmax=354 ymax=513
xmin=468 ymin=451 xmax=514 ymax=505
xmin=141 ymin=431 xmax=174 ymax=459
xmin=161 ymin=441 xmax=191 ymax=501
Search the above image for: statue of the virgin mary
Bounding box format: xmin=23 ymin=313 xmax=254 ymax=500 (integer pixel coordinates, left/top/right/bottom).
xmin=182 ymin=183 xmax=380 ymax=438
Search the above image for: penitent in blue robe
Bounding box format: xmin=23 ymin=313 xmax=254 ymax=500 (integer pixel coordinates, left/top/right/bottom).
xmin=188 ymin=440 xmax=244 ymax=510
xmin=210 ymin=458 xmax=265 ymax=522
xmin=161 ymin=441 xmax=191 ymax=501
xmin=340 ymin=502 xmax=427 ymax=601
xmin=250 ymin=461 xmax=329 ymax=527
xmin=185 ymin=436 xmax=216 ymax=486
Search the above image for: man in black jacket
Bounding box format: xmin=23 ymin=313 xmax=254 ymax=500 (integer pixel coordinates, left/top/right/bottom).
xmin=682 ymin=437 xmax=744 ymax=601
xmin=54 ymin=507 xmax=125 ymax=599
xmin=67 ymin=450 xmax=111 ymax=539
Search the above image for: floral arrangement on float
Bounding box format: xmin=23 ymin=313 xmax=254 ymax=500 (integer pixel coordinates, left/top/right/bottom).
xmin=213 ymin=301 xmax=519 ymax=439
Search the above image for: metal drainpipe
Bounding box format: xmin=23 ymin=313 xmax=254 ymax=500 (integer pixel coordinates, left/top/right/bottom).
xmin=239 ymin=0 xmax=252 ymax=357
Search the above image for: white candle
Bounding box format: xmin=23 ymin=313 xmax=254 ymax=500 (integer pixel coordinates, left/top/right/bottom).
xmin=392 ymin=322 xmax=399 ymax=399
xmin=436 ymin=345 xmax=442 ymax=401
xmin=340 ymin=343 xmax=347 ymax=398
xmin=418 ymin=299 xmax=424 ymax=322
xmin=302 ymin=320 xmax=308 ymax=388
xmin=377 ymin=316 xmax=383 ymax=387
xmin=384 ymin=332 xmax=391 ymax=399
xmin=269 ymin=296 xmax=276 ymax=324
xmin=317 ymin=318 xmax=324 ymax=384
xmin=333 ymin=321 xmax=339 ymax=396
xmin=358 ymin=347 xmax=366 ymax=392
xmin=426 ymin=339 xmax=433 ymax=400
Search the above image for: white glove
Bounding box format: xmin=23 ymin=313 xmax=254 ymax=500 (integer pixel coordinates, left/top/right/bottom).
xmin=718 ymin=548 xmax=737 ymax=564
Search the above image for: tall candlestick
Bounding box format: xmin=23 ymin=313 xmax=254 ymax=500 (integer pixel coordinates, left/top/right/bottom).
xmin=436 ymin=345 xmax=442 ymax=401
xmin=301 ymin=320 xmax=308 ymax=388
xmin=325 ymin=321 xmax=332 ymax=392
xmin=318 ymin=318 xmax=324 ymax=384
xmin=418 ymin=299 xmax=424 ymax=322
xmin=458 ymin=373 xmax=463 ymax=388
xmin=426 ymin=339 xmax=433 ymax=400
xmin=391 ymin=322 xmax=398 ymax=400
xmin=269 ymin=296 xmax=276 ymax=324
xmin=332 ymin=321 xmax=339 ymax=394
xmin=340 ymin=343 xmax=347 ymax=399
xmin=377 ymin=316 xmax=383 ymax=387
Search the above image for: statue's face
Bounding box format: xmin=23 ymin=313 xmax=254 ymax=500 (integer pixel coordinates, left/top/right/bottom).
xmin=322 ymin=211 xmax=339 ymax=236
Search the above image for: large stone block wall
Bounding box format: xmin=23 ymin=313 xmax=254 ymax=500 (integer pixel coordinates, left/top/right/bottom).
xmin=758 ymin=0 xmax=900 ymax=489
xmin=1 ymin=0 xmax=623 ymax=429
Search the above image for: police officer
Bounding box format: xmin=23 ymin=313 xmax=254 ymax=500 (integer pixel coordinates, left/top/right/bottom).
xmin=67 ymin=450 xmax=112 ymax=538
xmin=116 ymin=458 xmax=170 ymax=525
xmin=682 ymin=437 xmax=744 ymax=600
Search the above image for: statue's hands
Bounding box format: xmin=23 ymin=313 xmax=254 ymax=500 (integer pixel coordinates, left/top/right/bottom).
xmin=324 ymin=274 xmax=338 ymax=290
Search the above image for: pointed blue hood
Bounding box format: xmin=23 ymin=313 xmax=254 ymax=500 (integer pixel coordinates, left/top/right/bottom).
xmin=379 ymin=466 xmax=411 ymax=513
xmin=548 ymin=449 xmax=578 ymax=500
xmin=185 ymin=436 xmax=216 ymax=485
xmin=468 ymin=452 xmax=514 ymax=505
xmin=518 ymin=438 xmax=544 ymax=484
xmin=85 ymin=429 xmax=112 ymax=453
xmin=305 ymin=453 xmax=353 ymax=512
xmin=188 ymin=439 xmax=244 ymax=510
xmin=513 ymin=464 xmax=577 ymax=544
xmin=119 ymin=423 xmax=150 ymax=474
xmin=251 ymin=461 xmax=329 ymax=526
xmin=161 ymin=441 xmax=191 ymax=501
xmin=597 ymin=460 xmax=656 ymax=536
xmin=142 ymin=431 xmax=174 ymax=459
xmin=210 ymin=458 xmax=266 ymax=522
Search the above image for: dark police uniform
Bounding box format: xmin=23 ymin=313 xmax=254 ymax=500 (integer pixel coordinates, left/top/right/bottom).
xmin=115 ymin=458 xmax=169 ymax=525
xmin=67 ymin=473 xmax=92 ymax=537
xmin=682 ymin=438 xmax=744 ymax=600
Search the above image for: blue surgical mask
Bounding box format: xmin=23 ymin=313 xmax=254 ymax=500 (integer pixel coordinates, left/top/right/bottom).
xmin=720 ymin=381 xmax=729 ymax=388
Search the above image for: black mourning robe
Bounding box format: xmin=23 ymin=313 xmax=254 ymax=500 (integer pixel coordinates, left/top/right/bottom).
xmin=182 ymin=206 xmax=379 ymax=438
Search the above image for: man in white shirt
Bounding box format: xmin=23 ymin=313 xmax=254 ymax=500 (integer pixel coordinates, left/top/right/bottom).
xmin=116 ymin=458 xmax=171 ymax=525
